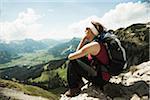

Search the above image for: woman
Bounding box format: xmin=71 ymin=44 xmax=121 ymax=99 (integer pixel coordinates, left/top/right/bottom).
xmin=65 ymin=21 xmax=110 ymax=97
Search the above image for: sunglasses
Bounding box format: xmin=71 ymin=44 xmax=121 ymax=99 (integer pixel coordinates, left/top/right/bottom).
xmin=85 ymin=27 xmax=90 ymax=30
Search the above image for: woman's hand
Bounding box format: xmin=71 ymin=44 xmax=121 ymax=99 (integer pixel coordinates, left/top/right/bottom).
xmin=76 ymin=35 xmax=88 ymax=51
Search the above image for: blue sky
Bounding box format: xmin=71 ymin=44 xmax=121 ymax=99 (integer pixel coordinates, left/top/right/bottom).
xmin=0 ymin=0 xmax=149 ymax=41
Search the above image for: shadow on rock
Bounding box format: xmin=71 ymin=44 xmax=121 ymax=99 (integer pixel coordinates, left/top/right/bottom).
xmin=81 ymin=81 xmax=149 ymax=100
xmin=103 ymin=81 xmax=149 ymax=99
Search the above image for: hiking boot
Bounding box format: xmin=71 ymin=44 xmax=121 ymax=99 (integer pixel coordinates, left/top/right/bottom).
xmin=65 ymin=88 xmax=81 ymax=97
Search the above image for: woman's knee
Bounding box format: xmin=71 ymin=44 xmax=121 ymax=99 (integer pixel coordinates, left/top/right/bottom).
xmin=67 ymin=60 xmax=78 ymax=70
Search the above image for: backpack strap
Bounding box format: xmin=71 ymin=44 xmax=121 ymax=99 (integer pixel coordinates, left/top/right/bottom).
xmin=114 ymin=38 xmax=127 ymax=69
xmin=93 ymin=31 xmax=107 ymax=43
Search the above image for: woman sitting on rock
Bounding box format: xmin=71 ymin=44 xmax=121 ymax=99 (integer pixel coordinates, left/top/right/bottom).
xmin=65 ymin=21 xmax=110 ymax=97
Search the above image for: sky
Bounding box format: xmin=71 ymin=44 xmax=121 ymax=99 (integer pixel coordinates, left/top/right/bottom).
xmin=0 ymin=0 xmax=149 ymax=41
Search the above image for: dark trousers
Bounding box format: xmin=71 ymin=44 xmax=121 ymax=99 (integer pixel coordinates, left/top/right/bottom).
xmin=67 ymin=57 xmax=107 ymax=89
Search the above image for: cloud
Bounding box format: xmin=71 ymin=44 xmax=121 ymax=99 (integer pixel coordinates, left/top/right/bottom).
xmin=68 ymin=1 xmax=150 ymax=36
xmin=68 ymin=15 xmax=101 ymax=37
xmin=101 ymin=1 xmax=150 ymax=29
xmin=0 ymin=8 xmax=43 ymax=41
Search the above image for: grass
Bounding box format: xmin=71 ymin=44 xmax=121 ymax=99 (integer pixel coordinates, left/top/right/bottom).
xmin=0 ymin=50 xmax=57 ymax=70
xmin=31 ymin=71 xmax=51 ymax=83
xmin=30 ymin=64 xmax=67 ymax=88
xmin=30 ymin=62 xmax=67 ymax=83
xmin=55 ymin=64 xmax=67 ymax=82
xmin=0 ymin=79 xmax=59 ymax=100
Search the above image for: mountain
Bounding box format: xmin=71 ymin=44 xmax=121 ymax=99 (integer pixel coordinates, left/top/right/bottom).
xmin=9 ymin=39 xmax=48 ymax=53
xmin=0 ymin=38 xmax=60 ymax=54
xmin=40 ymin=39 xmax=61 ymax=48
xmin=48 ymin=37 xmax=80 ymax=57
xmin=0 ymin=38 xmax=60 ymax=64
xmin=0 ymin=43 xmax=17 ymax=64
xmin=0 ymin=50 xmax=12 ymax=64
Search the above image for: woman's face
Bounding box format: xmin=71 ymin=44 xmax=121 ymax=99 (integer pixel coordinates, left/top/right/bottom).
xmin=85 ymin=28 xmax=95 ymax=41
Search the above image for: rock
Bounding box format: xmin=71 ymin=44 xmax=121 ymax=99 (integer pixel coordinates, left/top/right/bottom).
xmin=60 ymin=85 xmax=109 ymax=100
xmin=130 ymin=94 xmax=140 ymax=100
xmin=0 ymin=87 xmax=49 ymax=100
xmin=110 ymin=61 xmax=150 ymax=85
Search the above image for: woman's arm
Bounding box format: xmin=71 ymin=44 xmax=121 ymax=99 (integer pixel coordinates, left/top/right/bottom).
xmin=68 ymin=42 xmax=100 ymax=60
xmin=76 ymin=35 xmax=88 ymax=51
